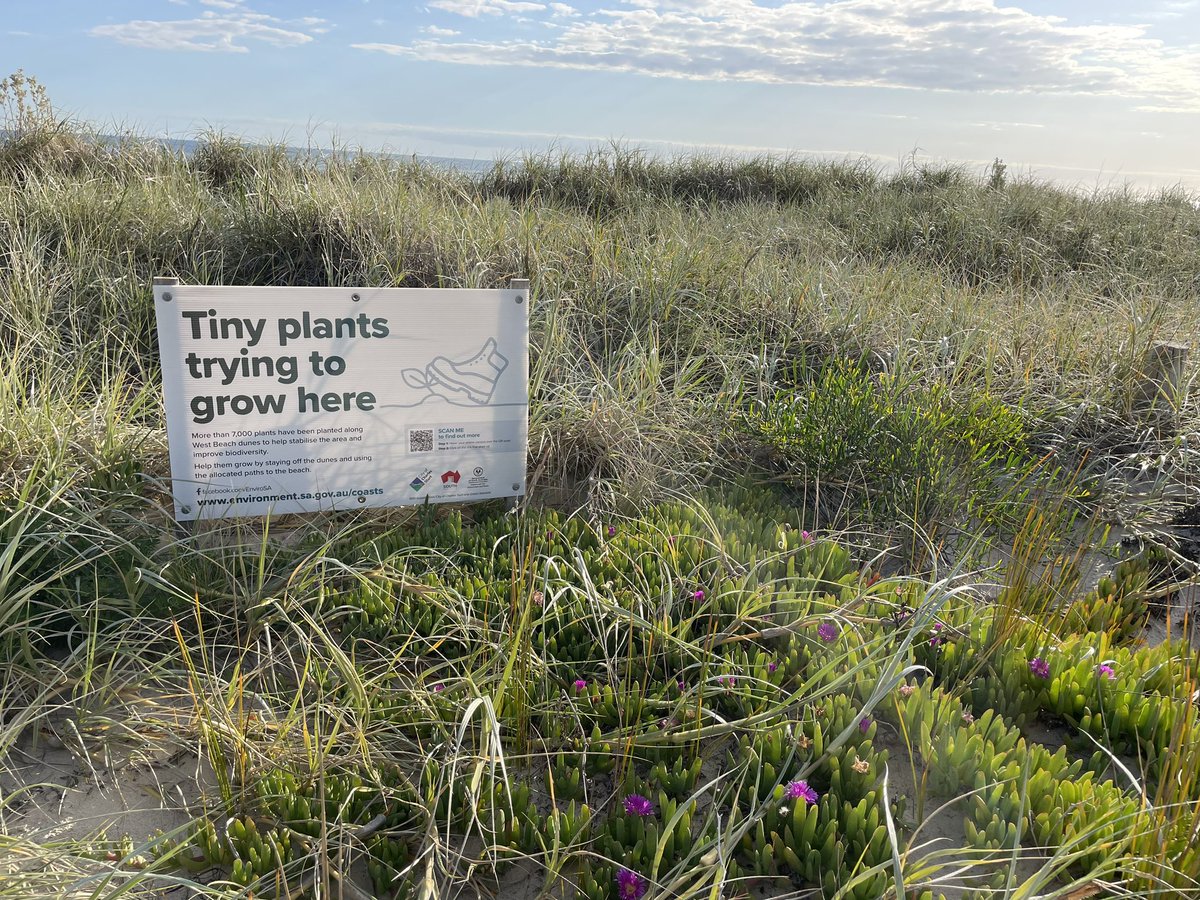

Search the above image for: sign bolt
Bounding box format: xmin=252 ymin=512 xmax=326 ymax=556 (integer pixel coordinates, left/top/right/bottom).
xmin=162 ymin=292 xmax=173 ymax=302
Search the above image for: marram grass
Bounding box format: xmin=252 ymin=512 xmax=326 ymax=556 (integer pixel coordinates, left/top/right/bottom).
xmin=0 ymin=96 xmax=1198 ymax=898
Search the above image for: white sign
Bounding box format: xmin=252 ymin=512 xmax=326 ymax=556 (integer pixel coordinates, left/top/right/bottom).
xmin=153 ymin=283 xmax=528 ymax=521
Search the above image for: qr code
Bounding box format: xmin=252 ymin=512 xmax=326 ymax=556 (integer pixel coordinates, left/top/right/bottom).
xmin=409 ymin=429 xmax=434 ymax=453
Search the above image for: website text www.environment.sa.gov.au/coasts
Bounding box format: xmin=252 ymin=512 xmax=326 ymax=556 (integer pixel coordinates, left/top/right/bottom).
xmin=196 ymin=487 xmax=385 ymax=506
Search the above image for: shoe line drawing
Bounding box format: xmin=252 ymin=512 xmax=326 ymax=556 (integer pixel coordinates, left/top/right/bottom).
xmin=402 ymin=338 xmax=510 ymax=406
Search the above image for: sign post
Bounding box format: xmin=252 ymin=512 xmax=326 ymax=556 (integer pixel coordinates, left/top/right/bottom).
xmin=153 ymin=280 xmax=529 ymax=521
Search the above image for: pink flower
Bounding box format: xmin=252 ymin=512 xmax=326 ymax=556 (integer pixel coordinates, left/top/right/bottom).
xmin=676 ymin=679 xmax=686 ymax=691
xmin=692 ymin=589 xmax=705 ymax=601
xmin=573 ymin=679 xmax=587 ymax=692
xmin=817 ymin=622 xmax=837 ymax=642
xmin=606 ymin=525 xmax=616 ymax=537
xmin=623 ymin=794 xmax=654 ymax=817
xmin=1098 ymin=663 xmax=1116 ymax=680
xmin=859 ymin=716 xmax=872 ymax=733
xmin=720 ymin=674 xmax=737 ymax=688
xmin=898 ymin=684 xmax=915 ymax=698
xmin=1029 ymin=657 xmax=1051 ymax=679
xmin=432 ymin=683 xmax=444 ymax=693
xmin=768 ymin=661 xmax=778 ymax=674
xmin=616 ymin=868 xmax=646 ymax=900
xmin=785 ymin=780 xmax=819 ymax=803
xmin=800 ymin=530 xmax=813 ymax=543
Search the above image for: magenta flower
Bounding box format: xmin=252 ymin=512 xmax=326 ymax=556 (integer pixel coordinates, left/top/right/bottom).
xmin=1029 ymin=657 xmax=1051 ymax=679
xmin=859 ymin=716 xmax=872 ymax=733
xmin=432 ymin=683 xmax=444 ymax=693
xmin=616 ymin=868 xmax=646 ymax=900
xmin=929 ymin=622 xmax=944 ymax=648
xmin=784 ymin=780 xmax=819 ymax=804
xmin=768 ymin=661 xmax=778 ymax=674
xmin=1098 ymin=663 xmax=1116 ymax=680
xmin=692 ymin=589 xmax=705 ymax=601
xmin=676 ymin=679 xmax=686 ymax=691
xmin=606 ymin=525 xmax=616 ymax=537
xmin=623 ymin=793 xmax=654 ymax=817
xmin=800 ymin=530 xmax=813 ymax=543
xmin=817 ymin=622 xmax=837 ymax=642
xmin=720 ymin=674 xmax=736 ymax=688
xmin=573 ymin=679 xmax=587 ymax=692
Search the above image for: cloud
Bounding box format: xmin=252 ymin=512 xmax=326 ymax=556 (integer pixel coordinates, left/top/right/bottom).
xmin=1143 ymin=0 xmax=1199 ymax=19
xmin=1135 ymin=104 xmax=1200 ymax=113
xmin=199 ymin=0 xmax=243 ymax=7
xmin=970 ymin=120 xmax=1045 ymax=130
xmin=298 ymin=15 xmax=332 ymax=34
xmin=91 ymin=7 xmax=321 ymax=52
xmin=352 ymin=0 xmax=1200 ymax=108
xmin=422 ymin=26 xmax=462 ymax=36
xmin=429 ymin=0 xmax=546 ymax=16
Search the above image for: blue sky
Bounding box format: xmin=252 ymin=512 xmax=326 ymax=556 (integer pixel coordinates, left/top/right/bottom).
xmin=4 ymin=1 xmax=1200 ymax=191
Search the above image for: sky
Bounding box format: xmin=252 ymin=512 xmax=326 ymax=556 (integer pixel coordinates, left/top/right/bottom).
xmin=4 ymin=0 xmax=1200 ymax=192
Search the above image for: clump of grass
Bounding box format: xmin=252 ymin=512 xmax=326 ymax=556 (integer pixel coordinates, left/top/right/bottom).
xmin=741 ymin=352 xmax=1076 ymax=549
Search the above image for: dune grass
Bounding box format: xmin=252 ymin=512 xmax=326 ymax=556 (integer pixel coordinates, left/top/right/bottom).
xmin=0 ymin=77 xmax=1199 ymax=898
